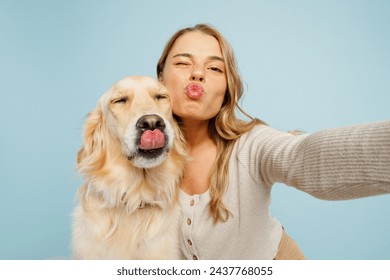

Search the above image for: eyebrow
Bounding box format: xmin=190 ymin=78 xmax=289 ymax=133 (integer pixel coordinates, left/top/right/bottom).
xmin=172 ymin=53 xmax=224 ymax=62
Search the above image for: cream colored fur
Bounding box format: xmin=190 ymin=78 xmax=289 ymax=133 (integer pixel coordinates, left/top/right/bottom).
xmin=73 ymin=76 xmax=186 ymax=259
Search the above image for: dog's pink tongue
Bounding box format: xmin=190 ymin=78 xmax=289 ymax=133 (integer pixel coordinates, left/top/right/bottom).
xmin=140 ymin=129 xmax=165 ymax=150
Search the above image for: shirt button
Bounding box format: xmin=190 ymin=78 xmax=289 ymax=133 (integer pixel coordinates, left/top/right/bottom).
xmin=190 ymin=199 xmax=195 ymax=206
xmin=187 ymin=218 xmax=192 ymax=225
xmin=187 ymin=239 xmax=192 ymax=246
xmin=193 ymin=255 xmax=198 ymax=260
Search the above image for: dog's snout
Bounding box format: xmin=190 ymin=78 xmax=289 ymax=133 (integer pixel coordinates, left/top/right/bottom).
xmin=136 ymin=114 xmax=165 ymax=131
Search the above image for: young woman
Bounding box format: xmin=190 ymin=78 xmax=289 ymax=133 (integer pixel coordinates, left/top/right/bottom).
xmin=156 ymin=24 xmax=390 ymax=260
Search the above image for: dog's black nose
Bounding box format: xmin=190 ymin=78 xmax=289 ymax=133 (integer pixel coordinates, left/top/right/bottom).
xmin=136 ymin=114 xmax=166 ymax=131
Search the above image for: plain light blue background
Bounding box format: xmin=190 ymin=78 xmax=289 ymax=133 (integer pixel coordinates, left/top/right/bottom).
xmin=0 ymin=0 xmax=389 ymax=259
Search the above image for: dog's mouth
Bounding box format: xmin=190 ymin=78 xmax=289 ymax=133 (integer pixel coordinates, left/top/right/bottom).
xmin=139 ymin=129 xmax=165 ymax=150
xmin=137 ymin=146 xmax=166 ymax=158
xmin=137 ymin=129 xmax=167 ymax=158
xmin=126 ymin=114 xmax=170 ymax=165
xmin=127 ymin=130 xmax=168 ymax=161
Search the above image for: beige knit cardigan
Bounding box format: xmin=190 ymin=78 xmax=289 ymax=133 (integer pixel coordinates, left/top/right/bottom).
xmin=178 ymin=121 xmax=390 ymax=259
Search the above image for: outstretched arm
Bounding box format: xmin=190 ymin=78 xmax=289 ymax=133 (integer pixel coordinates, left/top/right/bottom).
xmin=241 ymin=121 xmax=390 ymax=200
xmin=284 ymin=120 xmax=390 ymax=200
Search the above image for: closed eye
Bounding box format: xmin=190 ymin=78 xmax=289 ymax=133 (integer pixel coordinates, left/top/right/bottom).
xmin=111 ymin=97 xmax=128 ymax=104
xmin=154 ymin=93 xmax=168 ymax=101
xmin=174 ymin=62 xmax=191 ymax=66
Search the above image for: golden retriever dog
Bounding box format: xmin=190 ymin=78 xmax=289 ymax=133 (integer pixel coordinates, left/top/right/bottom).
xmin=73 ymin=76 xmax=186 ymax=259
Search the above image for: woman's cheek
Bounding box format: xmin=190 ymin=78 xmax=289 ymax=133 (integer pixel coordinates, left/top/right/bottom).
xmin=168 ymin=91 xmax=184 ymax=115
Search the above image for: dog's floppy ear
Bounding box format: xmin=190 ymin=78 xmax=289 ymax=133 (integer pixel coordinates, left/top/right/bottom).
xmin=77 ymin=105 xmax=107 ymax=176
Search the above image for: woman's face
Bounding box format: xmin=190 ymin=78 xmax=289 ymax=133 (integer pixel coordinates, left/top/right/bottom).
xmin=161 ymin=31 xmax=227 ymax=122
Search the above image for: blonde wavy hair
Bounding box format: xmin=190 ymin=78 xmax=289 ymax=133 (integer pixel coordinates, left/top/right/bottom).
xmin=157 ymin=24 xmax=266 ymax=223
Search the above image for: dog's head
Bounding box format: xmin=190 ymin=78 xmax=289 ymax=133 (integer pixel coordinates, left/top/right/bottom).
xmin=78 ymin=76 xmax=182 ymax=176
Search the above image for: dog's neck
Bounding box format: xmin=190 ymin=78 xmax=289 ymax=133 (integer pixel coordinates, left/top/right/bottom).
xmin=83 ymin=156 xmax=179 ymax=214
xmin=120 ymin=191 xmax=157 ymax=210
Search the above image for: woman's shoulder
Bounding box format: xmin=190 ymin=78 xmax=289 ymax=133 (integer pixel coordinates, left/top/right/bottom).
xmin=234 ymin=124 xmax=308 ymax=158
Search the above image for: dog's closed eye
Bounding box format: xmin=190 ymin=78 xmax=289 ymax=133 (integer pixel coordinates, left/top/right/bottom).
xmin=154 ymin=94 xmax=168 ymax=101
xmin=111 ymin=97 xmax=128 ymax=104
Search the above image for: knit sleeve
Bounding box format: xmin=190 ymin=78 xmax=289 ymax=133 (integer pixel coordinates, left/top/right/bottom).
xmin=238 ymin=121 xmax=390 ymax=200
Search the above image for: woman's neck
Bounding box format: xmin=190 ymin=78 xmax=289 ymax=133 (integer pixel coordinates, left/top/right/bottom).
xmin=180 ymin=119 xmax=213 ymax=151
xmin=178 ymin=118 xmax=217 ymax=196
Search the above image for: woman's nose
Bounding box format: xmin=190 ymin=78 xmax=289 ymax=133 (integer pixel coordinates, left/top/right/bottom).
xmin=190 ymin=66 xmax=205 ymax=82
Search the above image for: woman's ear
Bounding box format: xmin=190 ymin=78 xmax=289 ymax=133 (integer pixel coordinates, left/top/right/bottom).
xmin=77 ymin=105 xmax=107 ymax=176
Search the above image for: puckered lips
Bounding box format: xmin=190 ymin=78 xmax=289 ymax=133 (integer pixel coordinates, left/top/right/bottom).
xmin=185 ymin=83 xmax=204 ymax=99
